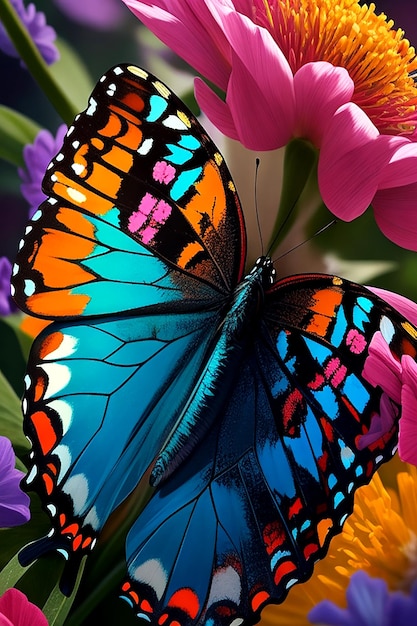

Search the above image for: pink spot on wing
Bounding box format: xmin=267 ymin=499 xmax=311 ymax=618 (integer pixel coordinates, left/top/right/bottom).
xmin=153 ymin=160 xmax=176 ymax=184
xmin=325 ymin=357 xmax=347 ymax=388
xmin=128 ymin=192 xmax=172 ymax=244
xmin=346 ymin=329 xmax=367 ymax=354
xmin=140 ymin=226 xmax=158 ymax=244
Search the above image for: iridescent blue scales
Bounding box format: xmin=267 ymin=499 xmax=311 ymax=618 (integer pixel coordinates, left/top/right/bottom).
xmin=11 ymin=64 xmax=417 ymax=626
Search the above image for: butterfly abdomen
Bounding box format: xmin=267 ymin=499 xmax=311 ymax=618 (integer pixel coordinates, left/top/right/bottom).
xmin=150 ymin=257 xmax=276 ymax=487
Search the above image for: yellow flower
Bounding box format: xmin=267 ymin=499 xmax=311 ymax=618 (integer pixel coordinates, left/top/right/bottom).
xmin=259 ymin=0 xmax=417 ymax=135
xmin=260 ymin=459 xmax=417 ymax=625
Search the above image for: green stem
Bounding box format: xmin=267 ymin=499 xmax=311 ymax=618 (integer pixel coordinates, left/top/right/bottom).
xmin=266 ymin=139 xmax=319 ymax=257
xmin=0 ymin=0 xmax=78 ymax=124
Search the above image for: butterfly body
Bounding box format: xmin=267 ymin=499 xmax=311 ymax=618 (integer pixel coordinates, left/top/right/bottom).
xmin=11 ymin=64 xmax=417 ymax=625
xmin=151 ymin=255 xmax=275 ymax=486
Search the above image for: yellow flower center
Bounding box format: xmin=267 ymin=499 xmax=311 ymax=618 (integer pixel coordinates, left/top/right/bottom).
xmin=255 ymin=0 xmax=417 ymax=135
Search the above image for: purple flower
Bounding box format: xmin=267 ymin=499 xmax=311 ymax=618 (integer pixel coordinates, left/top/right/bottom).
xmin=54 ymin=0 xmax=125 ymax=30
xmin=18 ymin=124 xmax=67 ymax=218
xmin=0 ymin=257 xmax=17 ymax=315
xmin=0 ymin=436 xmax=30 ymax=528
xmin=0 ymin=0 xmax=59 ymax=65
xmin=309 ymin=571 xmax=417 ymax=626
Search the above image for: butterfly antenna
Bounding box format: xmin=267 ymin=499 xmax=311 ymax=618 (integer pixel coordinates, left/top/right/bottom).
xmin=254 ymin=158 xmax=264 ymax=254
xmin=272 ymin=219 xmax=338 ymax=262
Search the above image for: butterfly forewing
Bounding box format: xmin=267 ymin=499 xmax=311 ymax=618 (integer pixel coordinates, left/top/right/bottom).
xmin=12 ymin=64 xmax=246 ymax=318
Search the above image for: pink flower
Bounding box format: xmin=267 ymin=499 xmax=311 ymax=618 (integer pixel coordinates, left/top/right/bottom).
xmin=122 ymin=0 xmax=417 ymax=250
xmin=364 ymin=287 xmax=417 ymax=466
xmin=0 ymin=589 xmax=48 ymax=626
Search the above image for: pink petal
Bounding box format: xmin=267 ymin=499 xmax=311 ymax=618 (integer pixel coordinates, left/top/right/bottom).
xmin=362 ymin=332 xmax=402 ymax=403
xmin=122 ymin=0 xmax=231 ymax=89
xmin=318 ymin=103 xmax=405 ymax=221
xmin=357 ymin=394 xmax=397 ymax=450
xmin=293 ymin=62 xmax=354 ymax=147
xmin=0 ymin=589 xmax=48 ymax=626
xmin=194 ymin=78 xmax=239 ymax=140
xmin=373 ymin=181 xmax=417 ymax=251
xmin=214 ymin=11 xmax=295 ymax=149
xmin=399 ymin=355 xmax=417 ymax=465
xmin=378 ymin=141 xmax=417 ymax=189
xmin=367 ymin=287 xmax=417 ymax=326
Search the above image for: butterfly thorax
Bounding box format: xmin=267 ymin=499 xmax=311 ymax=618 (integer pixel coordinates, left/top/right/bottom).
xmin=150 ymin=256 xmax=275 ymax=487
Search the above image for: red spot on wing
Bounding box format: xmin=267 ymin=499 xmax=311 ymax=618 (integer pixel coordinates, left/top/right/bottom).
xmin=288 ymin=497 xmax=303 ymax=518
xmin=251 ymin=590 xmax=270 ymax=612
xmin=273 ymin=560 xmax=297 ymax=586
xmin=30 ymin=410 xmax=57 ymax=455
xmin=168 ymin=589 xmax=200 ymax=620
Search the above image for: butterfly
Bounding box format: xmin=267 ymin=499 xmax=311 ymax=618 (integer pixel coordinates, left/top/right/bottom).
xmin=11 ymin=63 xmax=417 ymax=626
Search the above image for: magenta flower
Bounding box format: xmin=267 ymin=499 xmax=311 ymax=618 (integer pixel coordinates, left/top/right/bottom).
xmin=0 ymin=0 xmax=59 ymax=66
xmin=309 ymin=570 xmax=417 ymax=626
xmin=0 ymin=589 xmax=48 ymax=626
xmin=0 ymin=436 xmax=30 ymax=528
xmin=18 ymin=124 xmax=67 ymax=218
xmin=122 ymin=0 xmax=417 ymax=250
xmin=364 ymin=286 xmax=417 ymax=467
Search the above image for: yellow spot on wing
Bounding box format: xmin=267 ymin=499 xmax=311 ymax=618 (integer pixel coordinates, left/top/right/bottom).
xmin=153 ymin=80 xmax=170 ymax=99
xmin=402 ymin=321 xmax=417 ymax=340
xmin=127 ymin=65 xmax=148 ymax=79
xmin=177 ymin=110 xmax=191 ymax=128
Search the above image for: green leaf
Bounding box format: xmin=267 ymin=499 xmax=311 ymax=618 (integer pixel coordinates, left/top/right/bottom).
xmin=42 ymin=558 xmax=86 ymax=626
xmin=0 ymin=368 xmax=29 ymax=459
xmin=0 ymin=552 xmax=34 ymax=594
xmin=49 ymin=38 xmax=94 ymax=113
xmin=0 ymin=316 xmax=32 ymax=398
xmin=0 ymin=106 xmax=41 ymax=166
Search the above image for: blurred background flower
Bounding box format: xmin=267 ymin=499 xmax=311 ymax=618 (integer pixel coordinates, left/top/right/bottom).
xmin=18 ymin=124 xmax=67 ymax=218
xmin=0 ymin=0 xmax=58 ymax=65
xmin=0 ymin=435 xmax=30 ymax=527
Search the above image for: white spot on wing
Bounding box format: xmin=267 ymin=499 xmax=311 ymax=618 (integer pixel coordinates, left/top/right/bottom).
xmin=84 ymin=505 xmax=100 ymax=530
xmin=53 ymin=444 xmax=72 ymax=484
xmin=163 ymin=115 xmax=187 ymax=130
xmin=207 ymin=566 xmax=241 ymax=607
xmin=24 ymin=279 xmax=35 ymax=296
xmin=138 ymin=138 xmax=153 ymax=155
xmin=43 ymin=333 xmax=78 ymax=360
xmin=26 ymin=465 xmax=38 ymax=484
xmin=72 ymin=163 xmax=85 ymax=176
xmin=86 ymin=97 xmax=97 ymax=116
xmin=63 ymin=473 xmax=89 ymax=513
xmin=41 ymin=363 xmax=71 ymax=399
xmin=48 ymin=399 xmax=73 ymax=435
xmin=133 ymin=559 xmax=168 ymax=601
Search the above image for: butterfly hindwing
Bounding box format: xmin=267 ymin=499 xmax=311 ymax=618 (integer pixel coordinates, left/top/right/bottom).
xmin=19 ymin=307 xmax=223 ymax=591
xmin=12 ymin=64 xmax=246 ymax=318
xmin=120 ymin=276 xmax=413 ymax=625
